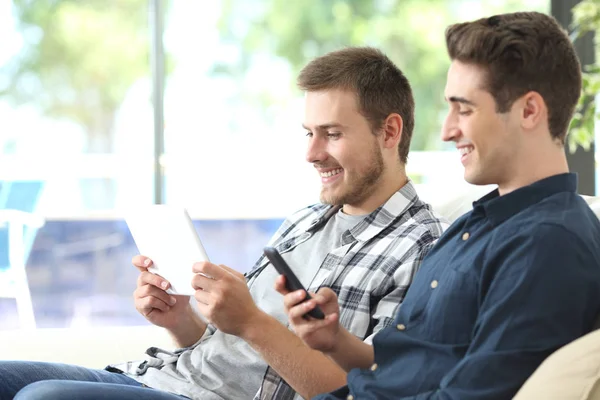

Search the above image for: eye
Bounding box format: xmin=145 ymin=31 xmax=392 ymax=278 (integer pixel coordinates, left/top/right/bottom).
xmin=305 ymin=131 xmax=313 ymax=138
xmin=458 ymin=109 xmax=472 ymax=116
xmin=327 ymin=132 xmax=341 ymax=139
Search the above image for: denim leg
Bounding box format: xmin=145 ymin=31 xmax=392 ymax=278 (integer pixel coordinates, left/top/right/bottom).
xmin=0 ymin=361 xmax=142 ymax=400
xmin=15 ymin=380 xmax=187 ymax=400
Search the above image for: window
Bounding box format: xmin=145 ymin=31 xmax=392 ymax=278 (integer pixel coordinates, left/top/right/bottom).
xmin=0 ymin=0 xmax=549 ymax=330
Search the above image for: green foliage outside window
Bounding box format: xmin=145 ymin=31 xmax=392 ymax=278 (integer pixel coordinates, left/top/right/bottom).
xmin=570 ymin=0 xmax=600 ymax=153
xmin=217 ymin=0 xmax=548 ymax=151
xmin=1 ymin=1 xmax=554 ymax=154
xmin=0 ymin=0 xmax=154 ymax=153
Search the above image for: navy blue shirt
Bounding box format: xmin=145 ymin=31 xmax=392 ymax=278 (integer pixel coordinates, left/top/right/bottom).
xmin=316 ymin=173 xmax=600 ymax=400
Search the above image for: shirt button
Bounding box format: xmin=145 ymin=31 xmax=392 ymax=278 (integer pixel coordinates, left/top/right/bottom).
xmin=346 ymin=395 xmax=354 ymax=400
xmin=370 ymin=363 xmax=378 ymax=371
xmin=431 ymin=280 xmax=438 ymax=289
xmin=462 ymin=232 xmax=470 ymax=241
xmin=396 ymin=323 xmax=406 ymax=331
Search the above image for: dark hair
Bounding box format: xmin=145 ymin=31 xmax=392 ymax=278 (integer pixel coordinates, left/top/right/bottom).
xmin=297 ymin=47 xmax=415 ymax=164
xmin=446 ymin=12 xmax=581 ymax=143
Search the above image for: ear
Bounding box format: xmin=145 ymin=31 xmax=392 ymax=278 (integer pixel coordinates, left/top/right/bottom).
xmin=520 ymin=91 xmax=546 ymax=131
xmin=381 ymin=113 xmax=403 ymax=150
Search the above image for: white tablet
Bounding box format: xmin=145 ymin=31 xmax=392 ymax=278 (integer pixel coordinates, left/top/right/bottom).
xmin=125 ymin=205 xmax=210 ymax=296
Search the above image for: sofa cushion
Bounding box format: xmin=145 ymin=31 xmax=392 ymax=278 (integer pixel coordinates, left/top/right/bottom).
xmin=513 ymin=328 xmax=600 ymax=400
xmin=0 ymin=325 xmax=174 ymax=368
xmin=583 ymin=195 xmax=600 ymax=220
xmin=419 ymin=183 xmax=600 ymax=223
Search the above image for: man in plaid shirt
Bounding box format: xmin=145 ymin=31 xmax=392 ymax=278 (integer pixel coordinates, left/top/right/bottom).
xmin=0 ymin=47 xmax=446 ymax=400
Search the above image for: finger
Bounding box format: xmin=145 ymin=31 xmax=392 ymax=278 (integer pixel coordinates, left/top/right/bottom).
xmin=293 ymin=313 xmax=337 ymax=332
xmin=132 ymin=255 xmax=153 ymax=272
xmin=134 ymin=284 xmax=177 ymax=307
xmin=137 ymin=296 xmax=171 ymax=315
xmin=310 ymin=292 xmax=329 ymax=306
xmin=194 ymin=287 xmax=211 ymax=306
xmin=274 ymin=275 xmax=291 ymax=295
xmin=282 ymin=289 xmax=307 ymax=310
xmin=325 ymin=312 xmax=339 ymax=323
xmin=218 ymin=264 xmax=245 ymax=280
xmin=288 ymin=299 xmax=319 ymax=321
xmin=314 ymin=287 xmax=338 ymax=304
xmin=191 ymin=272 xmax=218 ymax=292
xmin=138 ymin=270 xmax=170 ymax=291
xmin=315 ymin=287 xmax=336 ymax=297
xmin=192 ymin=261 xmax=225 ymax=280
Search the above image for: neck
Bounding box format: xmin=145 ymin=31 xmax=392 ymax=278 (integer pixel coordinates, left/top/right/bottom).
xmin=343 ymin=165 xmax=409 ymax=216
xmin=498 ymin=142 xmax=569 ymax=196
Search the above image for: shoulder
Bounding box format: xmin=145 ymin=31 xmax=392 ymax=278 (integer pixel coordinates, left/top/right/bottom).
xmin=495 ymin=192 xmax=600 ymax=253
xmin=274 ymin=203 xmax=330 ymax=238
xmin=488 ymin=212 xmax=600 ymax=282
xmin=481 ymin=219 xmax=600 ymax=317
xmin=372 ymin=200 xmax=448 ymax=260
xmin=382 ymin=197 xmax=449 ymax=248
xmin=284 ymin=203 xmax=329 ymax=225
xmin=407 ymin=198 xmax=450 ymax=238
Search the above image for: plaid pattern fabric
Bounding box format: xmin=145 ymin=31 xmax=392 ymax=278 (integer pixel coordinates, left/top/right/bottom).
xmin=250 ymin=181 xmax=448 ymax=400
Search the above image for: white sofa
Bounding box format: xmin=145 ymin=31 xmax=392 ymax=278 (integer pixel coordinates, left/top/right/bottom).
xmin=0 ymin=325 xmax=174 ymax=368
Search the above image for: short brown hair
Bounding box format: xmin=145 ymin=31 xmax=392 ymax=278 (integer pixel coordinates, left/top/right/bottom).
xmin=446 ymin=12 xmax=581 ymax=143
xmin=297 ymin=47 xmax=415 ymax=164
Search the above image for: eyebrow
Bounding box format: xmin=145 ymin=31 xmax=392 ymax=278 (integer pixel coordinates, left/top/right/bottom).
xmin=302 ymin=123 xmax=347 ymax=131
xmin=446 ymin=96 xmax=476 ymax=106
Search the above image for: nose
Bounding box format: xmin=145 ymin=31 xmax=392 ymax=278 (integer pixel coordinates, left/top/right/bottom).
xmin=305 ymin=136 xmax=328 ymax=164
xmin=441 ymin=112 xmax=460 ymax=143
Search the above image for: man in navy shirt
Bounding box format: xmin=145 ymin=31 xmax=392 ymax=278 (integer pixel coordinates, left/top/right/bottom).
xmin=276 ymin=11 xmax=600 ymax=400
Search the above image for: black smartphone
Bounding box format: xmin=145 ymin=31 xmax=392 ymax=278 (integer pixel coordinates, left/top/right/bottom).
xmin=263 ymin=246 xmax=325 ymax=320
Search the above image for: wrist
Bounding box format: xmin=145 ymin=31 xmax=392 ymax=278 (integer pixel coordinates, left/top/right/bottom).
xmin=169 ymin=306 xmax=207 ymax=347
xmin=239 ymin=309 xmax=273 ymax=342
xmin=325 ymin=326 xmax=349 ymax=356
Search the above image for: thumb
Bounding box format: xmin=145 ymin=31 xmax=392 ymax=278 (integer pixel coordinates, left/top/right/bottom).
xmin=315 ymin=287 xmax=337 ymax=303
xmin=325 ymin=312 xmax=339 ymax=323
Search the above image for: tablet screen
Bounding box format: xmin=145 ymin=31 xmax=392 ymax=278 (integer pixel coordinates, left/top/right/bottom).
xmin=125 ymin=205 xmax=210 ymax=296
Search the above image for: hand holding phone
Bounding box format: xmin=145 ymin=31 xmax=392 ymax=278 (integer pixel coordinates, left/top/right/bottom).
xmin=263 ymin=246 xmax=325 ymax=320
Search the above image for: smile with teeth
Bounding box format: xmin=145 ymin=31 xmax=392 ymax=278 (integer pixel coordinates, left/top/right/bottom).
xmin=320 ymin=168 xmax=343 ymax=178
xmin=459 ymin=146 xmax=474 ymax=156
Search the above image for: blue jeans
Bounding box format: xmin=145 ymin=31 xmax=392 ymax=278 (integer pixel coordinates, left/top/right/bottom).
xmin=0 ymin=361 xmax=186 ymax=400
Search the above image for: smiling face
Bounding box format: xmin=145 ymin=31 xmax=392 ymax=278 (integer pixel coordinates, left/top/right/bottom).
xmin=304 ymin=89 xmax=385 ymax=208
xmin=442 ymin=61 xmax=523 ymax=187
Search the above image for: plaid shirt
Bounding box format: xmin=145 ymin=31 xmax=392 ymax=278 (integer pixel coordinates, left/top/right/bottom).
xmin=250 ymin=181 xmax=448 ymax=399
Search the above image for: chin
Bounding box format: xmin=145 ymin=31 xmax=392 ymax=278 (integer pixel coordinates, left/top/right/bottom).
xmin=320 ymin=189 xmax=349 ymax=206
xmin=464 ymin=171 xmax=493 ymax=187
xmin=320 ymin=191 xmax=339 ymax=205
xmin=464 ymin=170 xmax=481 ymax=186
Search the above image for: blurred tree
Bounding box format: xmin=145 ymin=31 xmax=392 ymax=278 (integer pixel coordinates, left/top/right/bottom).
xmin=570 ymin=0 xmax=600 ymax=153
xmin=217 ymin=0 xmax=548 ymax=152
xmin=0 ymin=0 xmax=153 ymax=153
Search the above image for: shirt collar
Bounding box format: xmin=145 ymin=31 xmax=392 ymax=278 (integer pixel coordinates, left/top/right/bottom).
xmin=352 ymin=179 xmax=419 ymax=242
xmin=473 ymin=173 xmax=578 ymax=227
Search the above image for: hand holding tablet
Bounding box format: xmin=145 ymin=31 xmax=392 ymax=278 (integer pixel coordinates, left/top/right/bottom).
xmin=125 ymin=205 xmax=210 ymax=296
